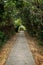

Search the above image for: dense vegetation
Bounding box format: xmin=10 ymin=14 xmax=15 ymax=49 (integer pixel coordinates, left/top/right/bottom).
xmin=21 ymin=0 xmax=43 ymax=46
xmin=0 ymin=0 xmax=17 ymax=47
xmin=0 ymin=0 xmax=43 ymax=47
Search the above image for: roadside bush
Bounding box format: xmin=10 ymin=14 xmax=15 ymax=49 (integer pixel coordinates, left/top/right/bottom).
xmin=28 ymin=29 xmax=36 ymax=37
xmin=0 ymin=31 xmax=8 ymax=48
xmin=38 ymin=30 xmax=43 ymax=46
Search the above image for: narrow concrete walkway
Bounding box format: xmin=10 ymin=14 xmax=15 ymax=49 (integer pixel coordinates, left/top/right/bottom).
xmin=5 ymin=31 xmax=35 ymax=65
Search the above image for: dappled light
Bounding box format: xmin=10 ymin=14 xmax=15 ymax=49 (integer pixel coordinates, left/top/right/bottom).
xmin=19 ymin=25 xmax=26 ymax=31
xmin=0 ymin=0 xmax=43 ymax=65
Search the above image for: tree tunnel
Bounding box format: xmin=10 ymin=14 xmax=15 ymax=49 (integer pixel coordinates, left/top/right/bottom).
xmin=0 ymin=0 xmax=43 ymax=46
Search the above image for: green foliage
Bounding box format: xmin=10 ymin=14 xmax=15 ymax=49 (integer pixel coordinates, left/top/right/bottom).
xmin=0 ymin=31 xmax=5 ymax=41
xmin=0 ymin=31 xmax=8 ymax=47
xmin=19 ymin=25 xmax=26 ymax=31
xmin=15 ymin=0 xmax=24 ymax=9
xmin=0 ymin=0 xmax=16 ymax=48
xmin=20 ymin=0 xmax=43 ymax=46
xmin=0 ymin=0 xmax=43 ymax=47
xmin=38 ymin=30 xmax=43 ymax=46
xmin=14 ymin=19 xmax=22 ymax=32
xmin=38 ymin=30 xmax=43 ymax=41
xmin=0 ymin=2 xmax=4 ymax=14
xmin=14 ymin=19 xmax=22 ymax=26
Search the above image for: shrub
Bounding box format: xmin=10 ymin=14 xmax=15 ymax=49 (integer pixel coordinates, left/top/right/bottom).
xmin=38 ymin=30 xmax=43 ymax=46
xmin=0 ymin=31 xmax=8 ymax=48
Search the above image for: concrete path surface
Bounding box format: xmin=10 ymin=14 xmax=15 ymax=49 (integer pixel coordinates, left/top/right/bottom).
xmin=5 ymin=31 xmax=35 ymax=65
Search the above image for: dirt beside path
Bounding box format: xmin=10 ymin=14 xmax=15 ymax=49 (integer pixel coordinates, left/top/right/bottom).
xmin=5 ymin=31 xmax=35 ymax=65
xmin=25 ymin=32 xmax=43 ymax=65
xmin=0 ymin=34 xmax=17 ymax=65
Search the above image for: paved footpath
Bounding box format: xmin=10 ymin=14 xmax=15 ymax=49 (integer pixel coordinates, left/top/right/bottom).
xmin=5 ymin=31 xmax=36 ymax=65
